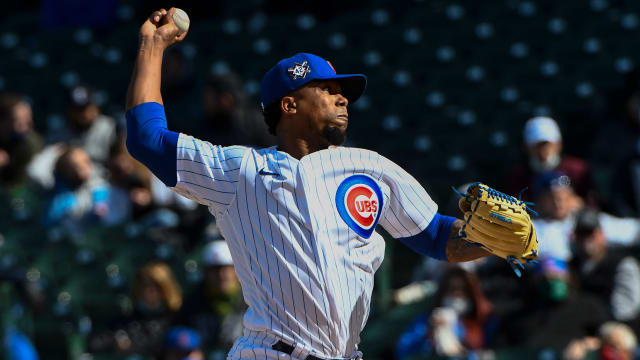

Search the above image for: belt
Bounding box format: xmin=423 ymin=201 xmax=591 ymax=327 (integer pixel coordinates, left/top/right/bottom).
xmin=272 ymin=341 xmax=323 ymax=360
xmin=271 ymin=340 xmax=363 ymax=360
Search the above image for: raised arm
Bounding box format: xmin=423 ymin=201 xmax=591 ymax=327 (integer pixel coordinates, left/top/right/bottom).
xmin=124 ymin=8 xmax=187 ymax=187
xmin=124 ymin=8 xmax=247 ymax=207
xmin=126 ymin=8 xmax=186 ymax=110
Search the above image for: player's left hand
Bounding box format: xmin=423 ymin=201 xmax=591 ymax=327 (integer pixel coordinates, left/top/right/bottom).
xmin=139 ymin=8 xmax=187 ymax=49
xmin=456 ymin=182 xmax=538 ymax=276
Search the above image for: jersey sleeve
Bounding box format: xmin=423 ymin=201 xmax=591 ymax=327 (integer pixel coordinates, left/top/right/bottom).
xmin=170 ymin=133 xmax=248 ymax=211
xmin=376 ymin=155 xmax=438 ymax=238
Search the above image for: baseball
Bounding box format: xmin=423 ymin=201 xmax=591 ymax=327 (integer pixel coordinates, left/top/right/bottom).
xmin=172 ymin=8 xmax=190 ymax=34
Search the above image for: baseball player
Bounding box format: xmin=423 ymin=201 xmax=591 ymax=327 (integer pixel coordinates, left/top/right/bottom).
xmin=125 ymin=8 xmax=537 ymax=360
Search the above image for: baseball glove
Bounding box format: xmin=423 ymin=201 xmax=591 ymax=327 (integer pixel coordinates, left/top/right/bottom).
xmin=457 ymin=182 xmax=538 ymax=276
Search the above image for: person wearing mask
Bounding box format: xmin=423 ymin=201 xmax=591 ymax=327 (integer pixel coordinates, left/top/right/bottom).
xmin=175 ymin=241 xmax=245 ymax=358
xmin=89 ymin=261 xmax=182 ymax=357
xmin=570 ymin=208 xmax=640 ymax=328
xmin=504 ymin=116 xmax=593 ymax=203
xmin=395 ymin=266 xmax=497 ymax=359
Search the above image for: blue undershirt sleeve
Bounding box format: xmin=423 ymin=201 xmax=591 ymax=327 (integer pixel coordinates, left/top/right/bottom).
xmin=125 ymin=102 xmax=179 ymax=187
xmin=398 ymin=213 xmax=456 ymax=261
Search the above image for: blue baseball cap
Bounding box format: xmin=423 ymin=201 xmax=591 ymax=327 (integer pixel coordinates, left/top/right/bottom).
xmin=260 ymin=53 xmax=367 ymax=109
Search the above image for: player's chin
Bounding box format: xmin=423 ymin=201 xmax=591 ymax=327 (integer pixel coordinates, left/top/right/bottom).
xmin=322 ymin=125 xmax=347 ymax=146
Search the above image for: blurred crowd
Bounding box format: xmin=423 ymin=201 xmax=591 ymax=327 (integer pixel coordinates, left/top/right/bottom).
xmin=0 ymin=65 xmax=273 ymax=360
xmin=2 ymin=14 xmax=640 ymax=360
xmin=388 ymin=70 xmax=640 ymax=359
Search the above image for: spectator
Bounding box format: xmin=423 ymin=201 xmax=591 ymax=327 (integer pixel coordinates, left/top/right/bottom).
xmin=42 ymin=146 xmax=117 ymax=227
xmin=532 ymin=172 xmax=640 ymax=261
xmin=597 ymin=322 xmax=637 ymax=360
xmin=395 ymin=266 xmax=497 ymax=359
xmin=89 ymin=261 xmax=182 ymax=357
xmin=533 ymin=172 xmax=584 ymax=260
xmin=47 ymin=85 xmax=117 ymax=167
xmin=163 ymin=327 xmax=205 ymax=360
xmin=175 ymin=241 xmax=245 ymax=357
xmin=0 ymin=92 xmax=43 ymax=186
xmin=564 ymin=321 xmax=638 ymax=360
xmin=498 ymin=256 xmax=608 ymax=353
xmin=504 ymin=116 xmax=593 ymax=203
xmin=569 ymin=208 xmax=640 ymax=326
xmin=199 ymin=73 xmax=274 ymax=147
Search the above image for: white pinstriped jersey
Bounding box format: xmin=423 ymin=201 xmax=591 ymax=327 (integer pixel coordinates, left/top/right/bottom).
xmin=171 ymin=134 xmax=438 ymax=359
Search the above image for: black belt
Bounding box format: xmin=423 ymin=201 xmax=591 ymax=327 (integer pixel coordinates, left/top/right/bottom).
xmin=271 ymin=340 xmax=363 ymax=360
xmin=272 ymin=340 xmax=323 ymax=360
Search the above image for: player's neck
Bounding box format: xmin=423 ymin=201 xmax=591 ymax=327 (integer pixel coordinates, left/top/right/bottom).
xmin=276 ymin=136 xmax=327 ymax=160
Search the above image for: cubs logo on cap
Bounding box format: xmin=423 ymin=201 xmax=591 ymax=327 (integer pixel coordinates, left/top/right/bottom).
xmin=336 ymin=174 xmax=383 ymax=239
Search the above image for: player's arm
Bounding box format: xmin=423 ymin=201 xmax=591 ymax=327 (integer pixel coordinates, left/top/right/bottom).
xmin=124 ymin=8 xmax=186 ymax=187
xmin=126 ymin=8 xmax=186 ymax=109
xmin=124 ymin=9 xmax=246 ymax=210
xmin=397 ymin=215 xmax=490 ymax=263
xmin=374 ymin=154 xmax=490 ymax=263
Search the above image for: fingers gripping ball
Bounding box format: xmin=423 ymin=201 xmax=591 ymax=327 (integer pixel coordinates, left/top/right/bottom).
xmin=458 ymin=183 xmax=538 ymax=275
xmin=172 ymin=8 xmax=190 ymax=34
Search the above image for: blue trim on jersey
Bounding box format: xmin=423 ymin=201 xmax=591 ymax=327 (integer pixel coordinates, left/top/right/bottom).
xmin=125 ymin=102 xmax=179 ymax=186
xmin=398 ymin=213 xmax=455 ymax=261
xmin=335 ymin=174 xmax=384 ymax=239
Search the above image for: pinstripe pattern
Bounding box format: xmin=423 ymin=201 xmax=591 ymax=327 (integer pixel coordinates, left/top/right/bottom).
xmin=170 ymin=134 xmax=437 ymax=359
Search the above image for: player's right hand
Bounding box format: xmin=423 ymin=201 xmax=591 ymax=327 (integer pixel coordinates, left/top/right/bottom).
xmin=139 ymin=8 xmax=187 ymax=49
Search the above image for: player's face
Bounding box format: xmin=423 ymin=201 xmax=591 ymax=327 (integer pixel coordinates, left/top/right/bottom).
xmin=293 ymin=80 xmax=349 ymax=146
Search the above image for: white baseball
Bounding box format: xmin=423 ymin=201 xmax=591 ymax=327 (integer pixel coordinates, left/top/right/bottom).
xmin=172 ymin=8 xmax=190 ymax=34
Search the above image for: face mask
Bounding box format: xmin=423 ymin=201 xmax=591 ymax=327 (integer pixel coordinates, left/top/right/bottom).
xmin=529 ymin=152 xmax=561 ymax=172
xmin=442 ymin=296 xmax=470 ymax=316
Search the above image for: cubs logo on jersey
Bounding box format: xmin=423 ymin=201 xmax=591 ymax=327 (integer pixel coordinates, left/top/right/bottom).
xmin=336 ymin=174 xmax=384 ymax=239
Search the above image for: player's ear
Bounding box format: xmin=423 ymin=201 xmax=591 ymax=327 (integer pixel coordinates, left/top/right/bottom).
xmin=281 ymin=96 xmax=296 ymax=115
